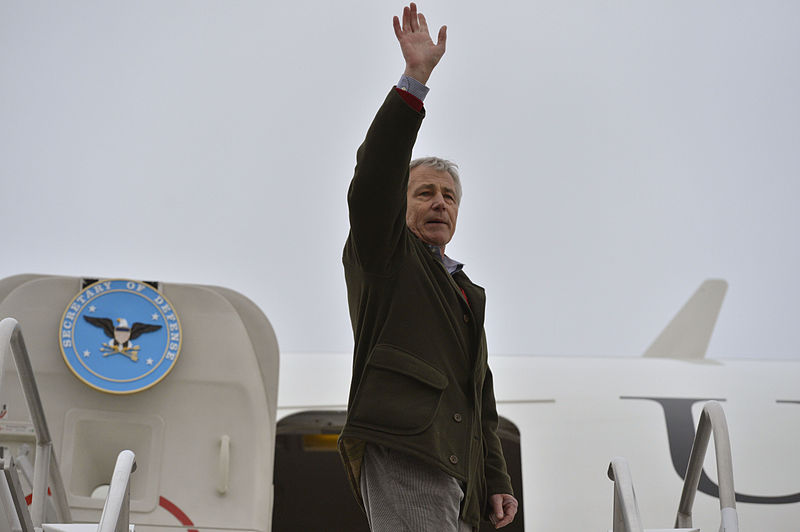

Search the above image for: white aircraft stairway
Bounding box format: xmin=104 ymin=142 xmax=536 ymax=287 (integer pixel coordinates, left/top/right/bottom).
xmin=0 ymin=274 xmax=279 ymax=532
xmin=0 ymin=317 xmax=135 ymax=532
xmin=607 ymin=401 xmax=739 ymax=532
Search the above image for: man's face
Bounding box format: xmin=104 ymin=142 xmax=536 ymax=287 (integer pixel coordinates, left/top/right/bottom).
xmin=406 ymin=166 xmax=459 ymax=248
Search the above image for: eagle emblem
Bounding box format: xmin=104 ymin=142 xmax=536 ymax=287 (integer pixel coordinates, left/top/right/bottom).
xmin=59 ymin=279 xmax=182 ymax=394
xmin=83 ymin=316 xmax=162 ymax=361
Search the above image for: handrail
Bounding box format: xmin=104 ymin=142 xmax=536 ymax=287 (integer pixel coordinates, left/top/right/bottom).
xmin=0 ymin=452 xmax=35 ymax=532
xmin=0 ymin=317 xmax=72 ymax=525
xmin=97 ymin=450 xmax=137 ymax=532
xmin=675 ymin=400 xmax=739 ymax=531
xmin=607 ymin=457 xmax=644 ymax=532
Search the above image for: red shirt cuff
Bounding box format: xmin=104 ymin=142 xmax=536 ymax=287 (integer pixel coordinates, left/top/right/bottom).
xmin=394 ymin=87 xmax=424 ymax=113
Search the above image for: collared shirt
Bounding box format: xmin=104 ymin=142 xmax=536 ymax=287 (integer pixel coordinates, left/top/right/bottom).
xmin=397 ymin=74 xmax=430 ymax=102
xmin=426 ymin=244 xmax=464 ymax=275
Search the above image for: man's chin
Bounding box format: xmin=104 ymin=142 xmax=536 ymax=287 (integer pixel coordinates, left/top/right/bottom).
xmin=422 ymin=232 xmax=451 ymax=247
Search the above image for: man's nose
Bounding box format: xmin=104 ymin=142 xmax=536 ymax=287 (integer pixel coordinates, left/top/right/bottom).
xmin=431 ymin=192 xmax=446 ymax=209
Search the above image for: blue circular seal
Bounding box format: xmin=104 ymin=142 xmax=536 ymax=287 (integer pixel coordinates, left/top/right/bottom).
xmin=58 ymin=279 xmax=182 ymax=394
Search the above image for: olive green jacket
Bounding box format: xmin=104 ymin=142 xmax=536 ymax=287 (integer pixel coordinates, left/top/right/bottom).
xmin=338 ymin=88 xmax=513 ymax=527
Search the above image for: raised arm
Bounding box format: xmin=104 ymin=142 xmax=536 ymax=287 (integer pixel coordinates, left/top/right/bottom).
xmin=346 ymin=4 xmax=447 ymax=271
xmin=393 ymin=2 xmax=447 ymax=84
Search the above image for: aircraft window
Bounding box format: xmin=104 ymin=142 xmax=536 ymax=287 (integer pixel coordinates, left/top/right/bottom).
xmin=272 ymin=411 xmax=524 ymax=532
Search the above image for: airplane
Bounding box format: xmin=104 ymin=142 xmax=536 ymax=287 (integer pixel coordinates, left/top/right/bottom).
xmin=0 ymin=274 xmax=798 ymax=531
xmin=275 ymin=278 xmax=800 ymax=531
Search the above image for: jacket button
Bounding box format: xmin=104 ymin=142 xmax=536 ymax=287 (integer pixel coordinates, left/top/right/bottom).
xmin=463 ymin=314 xmax=470 ymax=323
xmin=449 ymin=455 xmax=459 ymax=464
xmin=453 ymin=413 xmax=463 ymax=422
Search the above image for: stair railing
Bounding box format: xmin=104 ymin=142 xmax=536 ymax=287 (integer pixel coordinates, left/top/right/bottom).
xmin=0 ymin=317 xmax=71 ymax=526
xmin=607 ymin=457 xmax=645 ymax=532
xmin=675 ymin=400 xmax=739 ymax=532
xmin=97 ymin=450 xmax=136 ymax=532
xmin=0 ymin=451 xmax=35 ymax=532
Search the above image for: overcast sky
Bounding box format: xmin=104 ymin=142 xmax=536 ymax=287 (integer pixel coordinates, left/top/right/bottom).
xmin=2 ymin=1 xmax=798 ymax=359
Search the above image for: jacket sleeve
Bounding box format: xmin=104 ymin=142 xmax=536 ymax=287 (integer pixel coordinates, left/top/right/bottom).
xmin=346 ymin=89 xmax=425 ymax=273
xmin=481 ymin=365 xmax=514 ymax=499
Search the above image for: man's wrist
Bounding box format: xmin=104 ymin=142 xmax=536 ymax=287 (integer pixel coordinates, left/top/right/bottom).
xmin=397 ymin=74 xmax=430 ymax=102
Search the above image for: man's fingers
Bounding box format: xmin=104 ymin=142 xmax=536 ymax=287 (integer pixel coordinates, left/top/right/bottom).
xmin=489 ymin=494 xmax=518 ymax=529
xmin=497 ymin=499 xmax=518 ymax=528
xmin=494 ymin=510 xmax=515 ymax=529
xmin=490 ymin=496 xmax=504 ymax=519
xmin=417 ymin=13 xmax=429 ymax=33
xmin=437 ymin=25 xmax=447 ymax=49
xmin=504 ymin=500 xmax=518 ymax=520
xmin=495 ymin=516 xmax=513 ymax=529
xmin=398 ymin=3 xmax=436 ymax=37
xmin=393 ymin=15 xmax=402 ymax=39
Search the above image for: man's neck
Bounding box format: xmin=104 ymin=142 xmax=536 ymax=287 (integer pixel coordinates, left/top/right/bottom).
xmin=424 ymin=242 xmax=445 ymax=259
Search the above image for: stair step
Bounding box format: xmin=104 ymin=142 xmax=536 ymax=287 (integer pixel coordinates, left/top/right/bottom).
xmin=608 ymin=529 xmax=699 ymax=532
xmin=42 ymin=526 xmax=98 ymax=532
xmin=42 ymin=524 xmax=134 ymax=532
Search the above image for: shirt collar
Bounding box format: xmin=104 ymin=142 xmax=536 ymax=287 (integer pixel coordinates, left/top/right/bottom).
xmin=426 ymin=244 xmax=464 ymax=275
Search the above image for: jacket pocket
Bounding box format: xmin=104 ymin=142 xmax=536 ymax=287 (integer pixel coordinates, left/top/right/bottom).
xmin=351 ymin=344 xmax=448 ymax=435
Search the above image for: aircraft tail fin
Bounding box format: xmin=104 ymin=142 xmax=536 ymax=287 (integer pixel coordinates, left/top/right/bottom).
xmin=643 ymin=279 xmax=728 ymax=360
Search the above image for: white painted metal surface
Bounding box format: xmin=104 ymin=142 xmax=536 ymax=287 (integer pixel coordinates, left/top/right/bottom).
xmin=0 ymin=453 xmax=34 ymax=532
xmin=608 ymin=457 xmax=644 ymax=532
xmin=97 ymin=450 xmax=136 ymax=532
xmin=676 ymin=401 xmax=739 ymax=531
xmin=278 ymin=351 xmax=800 ymax=531
xmin=0 ymin=318 xmax=71 ymax=526
xmin=610 ymin=401 xmax=739 ymax=532
xmin=4 ymin=274 xmax=800 ymax=531
xmin=0 ymin=275 xmax=280 ymax=532
xmin=275 ymin=279 xmax=800 ymax=530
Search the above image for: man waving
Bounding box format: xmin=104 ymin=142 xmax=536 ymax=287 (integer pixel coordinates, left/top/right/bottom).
xmin=338 ymin=4 xmax=519 ymax=531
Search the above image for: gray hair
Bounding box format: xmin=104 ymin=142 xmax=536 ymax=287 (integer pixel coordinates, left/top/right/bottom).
xmin=409 ymin=156 xmax=462 ymax=205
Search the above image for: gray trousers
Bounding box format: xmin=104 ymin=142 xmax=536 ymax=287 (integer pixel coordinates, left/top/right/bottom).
xmin=360 ymin=443 xmax=475 ymax=532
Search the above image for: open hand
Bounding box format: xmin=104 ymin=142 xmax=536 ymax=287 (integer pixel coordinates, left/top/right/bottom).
xmin=393 ymin=3 xmax=447 ymax=85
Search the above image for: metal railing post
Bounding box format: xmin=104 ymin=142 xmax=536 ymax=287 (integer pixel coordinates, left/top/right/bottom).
xmin=1 ymin=453 xmax=35 ymax=532
xmin=97 ymin=450 xmax=136 ymax=532
xmin=607 ymin=457 xmax=644 ymax=532
xmin=674 ymin=400 xmax=739 ymax=532
xmin=30 ymin=443 xmax=50 ymax=527
xmin=0 ymin=318 xmax=72 ymax=524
